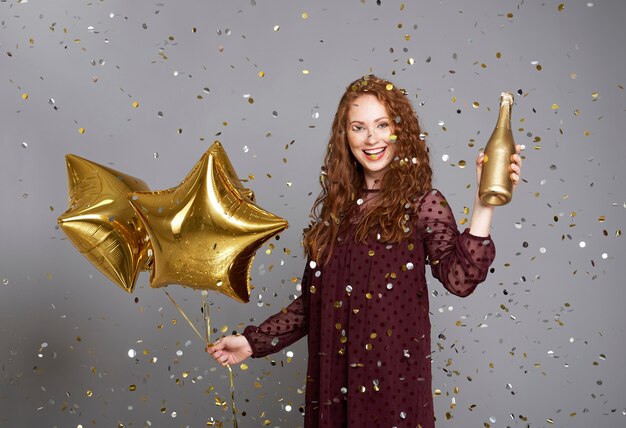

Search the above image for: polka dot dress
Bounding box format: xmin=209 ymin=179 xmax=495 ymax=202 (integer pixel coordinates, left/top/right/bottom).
xmin=243 ymin=190 xmax=496 ymax=427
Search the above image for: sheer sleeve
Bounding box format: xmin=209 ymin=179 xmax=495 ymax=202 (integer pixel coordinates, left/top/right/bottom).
xmin=416 ymin=189 xmax=496 ymax=297
xmin=241 ymin=264 xmax=310 ymax=358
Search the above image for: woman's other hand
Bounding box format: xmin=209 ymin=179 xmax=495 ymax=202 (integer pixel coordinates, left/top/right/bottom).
xmin=206 ymin=335 xmax=253 ymax=367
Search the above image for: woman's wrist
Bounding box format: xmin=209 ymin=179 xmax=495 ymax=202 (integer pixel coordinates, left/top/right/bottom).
xmin=469 ymin=192 xmax=494 ymax=237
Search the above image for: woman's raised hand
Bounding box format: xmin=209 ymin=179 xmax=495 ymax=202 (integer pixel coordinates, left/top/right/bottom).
xmin=475 ymin=144 xmax=523 ymax=189
xmin=206 ymin=335 xmax=253 ymax=367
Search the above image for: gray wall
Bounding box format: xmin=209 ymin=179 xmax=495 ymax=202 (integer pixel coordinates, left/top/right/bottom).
xmin=2 ymin=1 xmax=626 ymax=427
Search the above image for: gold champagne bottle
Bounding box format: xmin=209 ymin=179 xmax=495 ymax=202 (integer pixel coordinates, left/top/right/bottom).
xmin=479 ymin=92 xmax=515 ymax=206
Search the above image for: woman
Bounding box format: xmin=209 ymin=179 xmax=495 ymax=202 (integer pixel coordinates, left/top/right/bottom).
xmin=208 ymin=75 xmax=522 ymax=427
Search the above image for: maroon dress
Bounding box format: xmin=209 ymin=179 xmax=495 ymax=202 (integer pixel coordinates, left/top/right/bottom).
xmin=243 ymin=190 xmax=496 ymax=427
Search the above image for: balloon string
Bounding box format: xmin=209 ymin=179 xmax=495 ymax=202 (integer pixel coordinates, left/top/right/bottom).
xmin=202 ymin=291 xmax=211 ymax=345
xmin=201 ymin=292 xmax=238 ymax=428
xmin=163 ymin=290 xmax=238 ymax=428
xmin=227 ymin=365 xmax=238 ymax=428
xmin=163 ymin=290 xmax=204 ymax=342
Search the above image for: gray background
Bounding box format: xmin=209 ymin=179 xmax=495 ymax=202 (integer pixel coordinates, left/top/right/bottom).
xmin=1 ymin=0 xmax=626 ymax=427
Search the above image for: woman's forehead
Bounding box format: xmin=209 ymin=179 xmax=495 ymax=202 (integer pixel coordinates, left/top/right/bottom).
xmin=347 ymin=94 xmax=389 ymax=119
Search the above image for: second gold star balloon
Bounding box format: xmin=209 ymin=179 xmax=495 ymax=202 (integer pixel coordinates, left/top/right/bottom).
xmin=58 ymin=155 xmax=152 ymax=293
xmin=128 ymin=142 xmax=287 ymax=303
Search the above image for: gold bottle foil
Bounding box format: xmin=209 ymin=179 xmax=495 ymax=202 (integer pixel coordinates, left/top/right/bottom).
xmin=479 ymin=92 xmax=515 ymax=206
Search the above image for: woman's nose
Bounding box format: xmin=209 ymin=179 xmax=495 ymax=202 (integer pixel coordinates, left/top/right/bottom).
xmin=365 ymin=129 xmax=378 ymax=144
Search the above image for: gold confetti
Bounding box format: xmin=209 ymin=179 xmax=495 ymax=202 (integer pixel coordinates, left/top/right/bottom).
xmin=536 ymin=64 xmax=543 ymax=71
xmin=273 ymin=25 xmax=280 ymax=32
xmin=129 ymin=384 xmax=136 ymax=391
xmin=258 ymin=71 xmax=265 ymax=78
xmin=132 ymin=101 xmax=139 ymax=108
xmin=496 ymin=52 xmax=502 ymax=58
xmin=558 ymin=3 xmax=565 ymax=11
xmin=86 ymin=390 xmax=93 ymax=397
xmin=551 ymin=103 xmax=559 ymax=110
xmin=458 ymin=160 xmax=467 ymax=168
xmin=301 ymin=12 xmax=309 ymax=19
xmin=472 ymin=101 xmax=480 ymax=108
xmin=21 ymin=93 xmax=29 ymax=100
xmin=385 ymin=83 xmax=394 ymax=91
xmin=506 ymin=12 xmax=513 ymax=19
xmin=78 ymin=127 xmax=85 ymax=134
xmin=302 ymin=69 xmax=310 ymax=75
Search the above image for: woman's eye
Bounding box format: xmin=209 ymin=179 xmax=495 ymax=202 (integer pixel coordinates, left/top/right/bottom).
xmin=352 ymin=125 xmax=364 ymax=132
xmin=378 ymin=122 xmax=389 ymax=128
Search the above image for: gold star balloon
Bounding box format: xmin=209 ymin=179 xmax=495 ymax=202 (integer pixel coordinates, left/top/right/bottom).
xmin=58 ymin=155 xmax=152 ymax=293
xmin=128 ymin=142 xmax=287 ymax=303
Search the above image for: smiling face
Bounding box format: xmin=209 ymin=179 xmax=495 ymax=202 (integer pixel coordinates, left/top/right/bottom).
xmin=346 ymin=94 xmax=396 ymax=189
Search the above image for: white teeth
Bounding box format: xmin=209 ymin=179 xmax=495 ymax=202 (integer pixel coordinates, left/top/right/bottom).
xmin=363 ymin=147 xmax=385 ymax=155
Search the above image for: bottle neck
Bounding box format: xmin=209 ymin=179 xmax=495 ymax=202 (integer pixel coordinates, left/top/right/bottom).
xmin=496 ymin=93 xmax=513 ymax=130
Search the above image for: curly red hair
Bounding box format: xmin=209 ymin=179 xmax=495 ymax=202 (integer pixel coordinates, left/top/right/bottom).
xmin=303 ymin=75 xmax=433 ymax=264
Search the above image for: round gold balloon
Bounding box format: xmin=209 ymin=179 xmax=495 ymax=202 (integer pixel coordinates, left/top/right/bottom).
xmin=58 ymin=155 xmax=152 ymax=293
xmin=128 ymin=142 xmax=287 ymax=303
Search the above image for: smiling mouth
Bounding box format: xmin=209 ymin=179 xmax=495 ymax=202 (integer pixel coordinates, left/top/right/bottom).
xmin=363 ymin=147 xmax=386 ymax=161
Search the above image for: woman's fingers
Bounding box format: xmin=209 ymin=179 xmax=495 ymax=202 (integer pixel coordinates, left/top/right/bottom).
xmin=509 ymin=149 xmax=522 ymax=185
xmin=476 ymin=152 xmax=485 ymax=167
xmin=206 ymin=343 xmax=221 ymax=355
